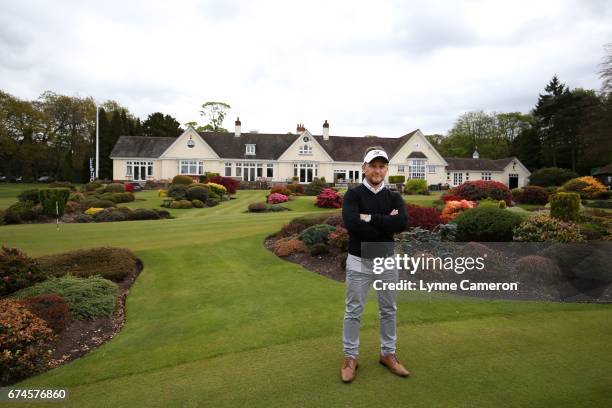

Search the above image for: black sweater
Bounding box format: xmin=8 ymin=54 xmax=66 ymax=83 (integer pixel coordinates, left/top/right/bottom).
xmin=341 ymin=184 xmax=408 ymax=258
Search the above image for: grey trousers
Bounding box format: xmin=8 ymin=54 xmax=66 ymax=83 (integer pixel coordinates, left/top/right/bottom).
xmin=343 ymin=253 xmax=399 ymax=358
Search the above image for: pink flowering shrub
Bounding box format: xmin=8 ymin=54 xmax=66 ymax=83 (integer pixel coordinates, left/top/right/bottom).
xmin=315 ymin=188 xmax=343 ymax=208
xmin=267 ymin=193 xmax=289 ymax=204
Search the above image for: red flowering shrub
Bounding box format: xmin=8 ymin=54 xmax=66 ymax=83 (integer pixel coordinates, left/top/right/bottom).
xmin=440 ymin=200 xmax=476 ymax=222
xmin=0 ymin=246 xmax=46 ymax=297
xmin=515 ymin=185 xmax=549 ymax=205
xmin=209 ymin=176 xmax=240 ymax=194
xmin=18 ymin=294 xmax=71 ymax=334
xmin=329 ymin=226 xmax=349 ymax=251
xmin=441 ymin=194 xmax=463 ymax=202
xmin=268 ymin=193 xmax=289 ymax=204
xmin=452 ymin=181 xmax=512 ymax=205
xmin=405 ymin=204 xmax=444 ymax=231
xmin=315 ymin=188 xmax=343 ymax=208
xmin=124 ymin=183 xmax=134 ymax=193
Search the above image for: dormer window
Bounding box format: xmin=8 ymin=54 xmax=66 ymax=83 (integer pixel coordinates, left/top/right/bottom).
xmin=299 ymin=144 xmax=312 ymax=155
xmin=246 ymin=144 xmax=256 ymax=155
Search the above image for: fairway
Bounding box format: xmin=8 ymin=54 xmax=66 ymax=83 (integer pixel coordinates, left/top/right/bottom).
xmin=1 ymin=188 xmax=611 ymax=407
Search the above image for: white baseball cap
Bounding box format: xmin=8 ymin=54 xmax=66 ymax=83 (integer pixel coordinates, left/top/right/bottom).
xmin=363 ymin=149 xmax=389 ymax=164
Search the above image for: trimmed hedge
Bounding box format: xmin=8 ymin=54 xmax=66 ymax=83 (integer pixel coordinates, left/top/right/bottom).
xmin=38 ymin=188 xmax=71 ymax=217
xmin=453 ymin=207 xmax=523 ymax=242
xmin=186 ymin=186 xmax=209 ymax=202
xmin=549 ymin=192 xmax=580 ymax=221
xmin=35 ymin=246 xmax=139 ymax=282
xmin=388 ymin=175 xmax=406 ymax=184
xmin=404 ymin=179 xmax=428 ymax=195
xmin=10 ymin=275 xmax=119 ymax=320
xmin=172 ymin=175 xmax=194 ymax=185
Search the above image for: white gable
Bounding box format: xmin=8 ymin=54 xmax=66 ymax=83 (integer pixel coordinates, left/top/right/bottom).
xmin=388 ymin=130 xmax=447 ymax=165
xmin=277 ymin=130 xmax=334 ymax=162
xmin=159 ymin=127 xmax=219 ymax=159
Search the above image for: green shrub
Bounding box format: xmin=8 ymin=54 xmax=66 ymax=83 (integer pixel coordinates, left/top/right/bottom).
xmin=310 ymin=242 xmax=330 ymax=256
xmin=0 ymin=246 xmax=47 ymax=297
xmin=91 ymin=199 xmax=116 ymax=208
xmin=550 ymin=192 xmax=580 ymax=221
xmin=73 ymin=214 xmax=93 ymax=223
xmin=205 ymin=198 xmax=220 ymax=207
xmin=529 ymin=167 xmax=578 ymax=187
xmin=10 ymin=275 xmax=119 ymax=320
xmin=104 ymin=183 xmax=125 ymax=193
xmin=69 ymin=192 xmax=85 ymax=202
xmin=478 ymin=198 xmax=503 ymax=208
xmin=304 ymin=178 xmax=328 ymax=196
xmin=453 ymin=207 xmax=523 ymax=242
xmin=129 ymin=209 xmax=161 ymax=220
xmin=35 ymin=247 xmax=139 ymax=282
xmin=404 ymin=179 xmax=428 ymax=194
xmin=0 ymin=299 xmax=55 ymax=384
xmin=168 ymin=184 xmax=188 ymax=200
xmin=18 ymin=189 xmax=40 ymax=204
xmin=83 ymin=181 xmax=103 ymax=192
xmin=511 ymin=188 xmax=522 ymax=202
xmin=38 ymin=188 xmax=71 ymax=217
xmin=100 ymin=192 xmax=119 ymax=203
xmin=299 ymin=224 xmax=336 ymax=245
xmin=170 ymin=201 xmax=182 ymax=209
xmin=5 ymin=200 xmax=38 ymax=223
xmin=172 ymin=175 xmax=194 ymax=185
xmin=186 ymin=186 xmax=209 ymax=202
xmin=92 ymin=209 xmax=128 ymax=222
xmin=388 ymin=175 xmax=405 ymax=184
xmin=248 ymin=202 xmax=267 ymax=212
xmin=179 ymin=199 xmax=193 ymax=209
xmin=513 ymin=214 xmax=585 ymax=243
xmin=267 ymin=204 xmax=288 ymax=212
xmin=192 ymin=199 xmax=204 ymax=208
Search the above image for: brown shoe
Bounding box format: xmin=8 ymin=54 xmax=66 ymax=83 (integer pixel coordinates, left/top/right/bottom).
xmin=379 ymin=353 xmax=411 ymax=377
xmin=341 ymin=356 xmax=358 ymax=383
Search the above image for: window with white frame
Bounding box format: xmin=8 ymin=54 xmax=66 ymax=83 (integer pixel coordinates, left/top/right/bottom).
xmin=298 ymin=144 xmax=312 ymax=155
xmin=397 ymin=165 xmax=405 ymax=173
xmin=266 ymin=163 xmax=273 ymax=178
xmin=408 ymin=159 xmax=426 ymax=179
xmin=180 ymin=160 xmax=203 ymax=175
xmin=245 ymin=144 xmax=256 ymax=155
xmin=224 ymin=162 xmax=232 ymax=177
xmin=453 ymin=172 xmax=463 ymax=185
xmin=126 ymin=160 xmax=153 ymax=180
xmin=481 ymin=172 xmax=492 ymax=181
xmin=428 ymin=165 xmax=436 ymax=174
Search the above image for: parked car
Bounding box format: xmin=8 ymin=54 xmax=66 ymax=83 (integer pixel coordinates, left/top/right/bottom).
xmin=128 ymin=182 xmax=143 ymax=192
xmin=9 ymin=176 xmax=22 ymax=183
xmin=0 ymin=175 xmax=6 ymax=182
xmin=37 ymin=175 xmax=54 ymax=183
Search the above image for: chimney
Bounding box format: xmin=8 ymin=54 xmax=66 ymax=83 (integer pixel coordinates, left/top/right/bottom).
xmin=235 ymin=117 xmax=241 ymax=137
xmin=296 ymin=123 xmax=306 ymax=134
xmin=322 ymin=120 xmax=329 ymax=140
xmin=472 ymin=147 xmax=479 ymax=159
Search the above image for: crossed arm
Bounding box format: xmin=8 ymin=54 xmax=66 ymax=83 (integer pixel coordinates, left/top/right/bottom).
xmin=342 ymin=190 xmax=408 ymax=239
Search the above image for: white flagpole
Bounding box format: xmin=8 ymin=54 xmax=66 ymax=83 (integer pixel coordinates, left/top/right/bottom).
xmin=95 ymin=105 xmax=100 ymax=180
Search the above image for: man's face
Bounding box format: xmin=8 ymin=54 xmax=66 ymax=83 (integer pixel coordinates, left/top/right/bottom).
xmin=362 ymin=158 xmax=388 ymax=186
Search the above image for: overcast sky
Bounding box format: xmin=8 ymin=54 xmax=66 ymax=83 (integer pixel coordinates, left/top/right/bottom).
xmin=1 ymin=0 xmax=610 ymax=137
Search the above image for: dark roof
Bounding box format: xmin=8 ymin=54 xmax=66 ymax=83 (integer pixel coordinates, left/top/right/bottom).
xmin=110 ymin=136 xmax=176 ymax=158
xmin=444 ymin=157 xmax=515 ymax=171
xmin=198 ymin=132 xmax=296 ymax=160
xmin=109 ymin=129 xmax=424 ymax=162
xmin=593 ymin=163 xmax=612 ymax=175
xmin=313 ymin=130 xmax=418 ymax=161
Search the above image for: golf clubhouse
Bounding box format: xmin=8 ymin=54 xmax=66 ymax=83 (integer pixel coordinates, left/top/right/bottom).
xmin=109 ymin=120 xmax=531 ymax=188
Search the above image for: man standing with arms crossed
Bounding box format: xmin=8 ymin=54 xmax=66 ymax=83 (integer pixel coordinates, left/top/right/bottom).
xmin=340 ymin=146 xmax=411 ymax=383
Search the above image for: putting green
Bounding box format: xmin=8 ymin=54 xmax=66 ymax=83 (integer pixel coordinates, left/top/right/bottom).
xmin=1 ymin=189 xmax=610 ymax=407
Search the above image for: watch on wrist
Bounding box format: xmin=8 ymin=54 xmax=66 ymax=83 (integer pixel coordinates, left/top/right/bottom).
xmin=364 ymin=214 xmax=372 ymax=223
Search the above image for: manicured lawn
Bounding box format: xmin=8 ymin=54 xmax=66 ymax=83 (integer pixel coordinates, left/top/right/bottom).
xmin=0 ymin=186 xmax=610 ymax=407
xmin=403 ymin=191 xmax=443 ymax=207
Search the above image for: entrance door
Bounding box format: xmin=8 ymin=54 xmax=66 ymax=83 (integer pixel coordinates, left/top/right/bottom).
xmin=133 ymin=165 xmax=146 ymax=181
xmin=508 ymin=174 xmax=518 ymax=189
